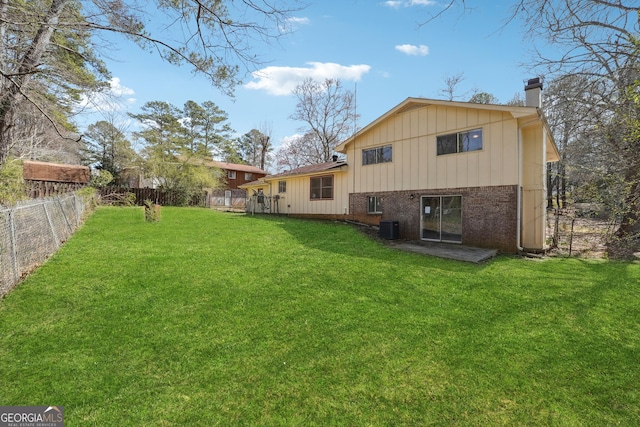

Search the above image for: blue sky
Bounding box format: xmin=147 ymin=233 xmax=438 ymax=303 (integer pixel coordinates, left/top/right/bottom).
xmin=78 ymin=1 xmax=539 ymax=159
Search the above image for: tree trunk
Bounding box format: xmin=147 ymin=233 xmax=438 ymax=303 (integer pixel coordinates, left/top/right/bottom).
xmin=0 ymin=0 xmax=68 ymax=164
xmin=560 ymin=163 xmax=567 ymax=209
xmin=547 ymin=163 xmax=555 ymax=209
xmin=615 ymin=176 xmax=640 ymax=239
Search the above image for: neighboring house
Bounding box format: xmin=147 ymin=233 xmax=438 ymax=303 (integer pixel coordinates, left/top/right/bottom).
xmin=206 ymin=160 xmax=267 ymax=190
xmin=23 ymin=160 xmax=90 ymax=198
xmin=241 ymin=79 xmax=559 ymax=253
xmin=194 ymin=160 xmax=267 ymax=208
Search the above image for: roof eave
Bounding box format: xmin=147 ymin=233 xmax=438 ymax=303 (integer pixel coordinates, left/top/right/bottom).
xmin=264 ymin=163 xmax=348 ymax=181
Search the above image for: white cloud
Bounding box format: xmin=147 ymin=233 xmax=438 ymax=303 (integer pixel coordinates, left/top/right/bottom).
xmin=245 ymin=62 xmax=372 ymax=96
xmin=395 ymin=44 xmax=429 ymax=56
xmin=383 ymin=1 xmax=404 ymax=7
xmin=383 ymin=0 xmax=436 ymax=7
xmin=77 ymin=77 xmax=136 ymax=113
xmin=278 ymin=133 xmax=304 ymax=149
xmin=409 ymin=0 xmax=437 ymax=5
xmin=109 ymin=77 xmax=135 ymax=98
xmin=281 ymin=16 xmax=310 ymax=31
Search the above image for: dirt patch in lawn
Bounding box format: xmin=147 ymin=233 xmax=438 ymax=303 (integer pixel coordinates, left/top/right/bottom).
xmin=546 ymin=210 xmax=640 ymax=260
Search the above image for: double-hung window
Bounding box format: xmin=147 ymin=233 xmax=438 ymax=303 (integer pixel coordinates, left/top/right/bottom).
xmin=228 ymin=170 xmax=236 ymax=179
xmin=362 ymin=145 xmax=392 ymax=165
xmin=367 ymin=196 xmax=382 ymax=214
xmin=437 ymin=128 xmax=483 ymax=155
xmin=310 ymin=175 xmax=333 ymax=200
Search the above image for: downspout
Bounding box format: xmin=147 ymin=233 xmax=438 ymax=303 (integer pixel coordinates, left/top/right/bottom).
xmin=517 ymin=127 xmax=523 ymax=252
xmin=268 ymin=180 xmax=273 ymax=214
xmin=540 ymin=110 xmax=548 ymax=250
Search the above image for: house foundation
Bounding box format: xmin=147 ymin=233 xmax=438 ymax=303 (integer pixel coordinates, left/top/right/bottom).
xmin=349 ymin=185 xmax=518 ymax=253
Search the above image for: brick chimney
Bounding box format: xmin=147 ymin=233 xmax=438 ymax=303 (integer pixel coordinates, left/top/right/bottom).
xmin=525 ymin=77 xmax=543 ymax=108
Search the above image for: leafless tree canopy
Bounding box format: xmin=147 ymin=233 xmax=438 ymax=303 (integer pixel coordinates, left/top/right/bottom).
xmin=511 ymin=0 xmax=640 ymax=253
xmin=289 ymin=78 xmax=357 ymax=164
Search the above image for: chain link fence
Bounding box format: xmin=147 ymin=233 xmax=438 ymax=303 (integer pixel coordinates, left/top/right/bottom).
xmin=0 ymin=193 xmax=88 ymax=297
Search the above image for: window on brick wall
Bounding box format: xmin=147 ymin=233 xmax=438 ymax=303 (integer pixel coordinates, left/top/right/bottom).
xmin=367 ymin=196 xmax=382 ymax=214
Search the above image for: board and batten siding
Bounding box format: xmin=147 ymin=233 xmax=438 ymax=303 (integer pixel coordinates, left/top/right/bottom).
xmin=273 ymin=171 xmax=349 ymax=216
xmin=520 ymin=124 xmax=547 ymax=250
xmin=350 ymin=105 xmax=520 ymax=193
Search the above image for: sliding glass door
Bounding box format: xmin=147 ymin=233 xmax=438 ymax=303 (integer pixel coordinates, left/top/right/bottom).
xmin=421 ymin=196 xmax=462 ymax=243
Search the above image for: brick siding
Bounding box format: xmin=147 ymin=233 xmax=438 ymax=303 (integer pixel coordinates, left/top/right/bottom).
xmin=349 ymin=186 xmax=519 ymax=253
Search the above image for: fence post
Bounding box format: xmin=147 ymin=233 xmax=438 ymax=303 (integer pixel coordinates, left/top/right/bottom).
xmin=43 ymin=201 xmax=60 ymax=248
xmin=569 ymin=217 xmax=576 ymax=257
xmin=57 ymin=195 xmax=74 ymax=233
xmin=8 ymin=210 xmax=19 ymax=284
xmin=74 ymin=193 xmax=80 ymax=227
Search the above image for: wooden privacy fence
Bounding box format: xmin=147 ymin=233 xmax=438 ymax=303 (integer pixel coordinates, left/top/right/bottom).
xmin=99 ymin=187 xmax=206 ymax=206
xmin=25 ymin=180 xmax=87 ymax=199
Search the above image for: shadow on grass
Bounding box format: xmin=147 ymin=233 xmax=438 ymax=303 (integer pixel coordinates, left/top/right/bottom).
xmin=233 ymin=213 xmax=489 ymax=273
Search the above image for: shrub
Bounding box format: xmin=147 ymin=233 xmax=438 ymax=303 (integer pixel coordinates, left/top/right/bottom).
xmin=90 ymin=169 xmax=113 ymax=187
xmin=77 ymin=187 xmax=100 ymax=211
xmin=0 ymin=159 xmax=26 ymax=206
xmin=144 ymin=199 xmax=161 ymax=222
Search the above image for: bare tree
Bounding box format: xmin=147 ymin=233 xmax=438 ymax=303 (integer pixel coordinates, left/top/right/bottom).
xmin=504 ymin=92 xmax=525 ymax=106
xmin=257 ymin=122 xmax=274 ymax=171
xmin=511 ymin=0 xmax=640 ymax=253
xmin=543 ymin=75 xmax=603 ymax=209
xmin=275 ymin=132 xmax=324 ymax=172
xmin=439 ymin=72 xmax=466 ymax=101
xmin=290 ymin=78 xmax=357 ymax=163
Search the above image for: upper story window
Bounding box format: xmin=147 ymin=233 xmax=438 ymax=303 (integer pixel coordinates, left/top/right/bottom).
xmin=437 ymin=128 xmax=483 ymax=155
xmin=228 ymin=170 xmax=236 ymax=179
xmin=278 ymin=181 xmax=287 ymax=193
xmin=310 ymin=175 xmax=333 ymax=200
xmin=362 ymin=145 xmax=392 ymax=165
xmin=245 ymin=173 xmax=253 ymax=181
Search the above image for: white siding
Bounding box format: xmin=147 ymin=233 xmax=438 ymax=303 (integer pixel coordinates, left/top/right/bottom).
xmin=269 ymin=171 xmax=349 ymax=216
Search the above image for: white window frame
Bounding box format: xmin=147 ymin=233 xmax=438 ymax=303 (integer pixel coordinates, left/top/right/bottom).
xmin=367 ymin=196 xmax=382 ymax=214
xmin=228 ymin=170 xmax=236 ymax=179
xmin=278 ymin=181 xmax=287 ymax=193
xmin=310 ymin=175 xmax=334 ymax=200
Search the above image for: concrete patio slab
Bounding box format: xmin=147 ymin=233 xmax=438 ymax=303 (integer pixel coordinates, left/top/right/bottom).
xmin=388 ymin=240 xmax=498 ymax=263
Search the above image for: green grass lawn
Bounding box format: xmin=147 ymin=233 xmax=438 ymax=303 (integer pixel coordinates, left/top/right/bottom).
xmin=1 ymin=207 xmax=639 ymax=426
